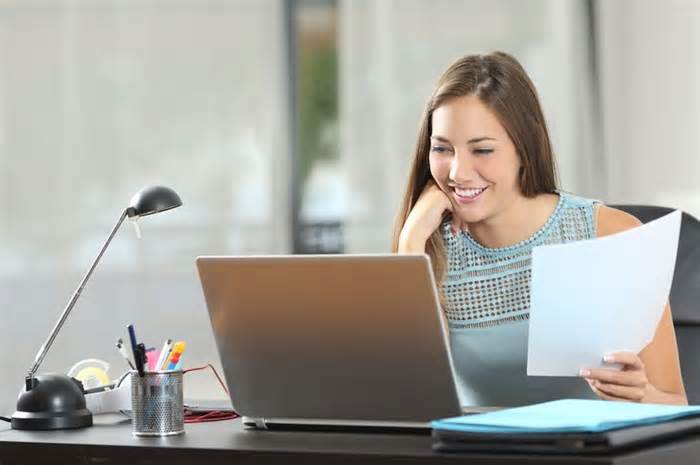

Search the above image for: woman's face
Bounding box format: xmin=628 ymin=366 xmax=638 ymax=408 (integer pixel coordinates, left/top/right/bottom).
xmin=429 ymin=95 xmax=522 ymax=225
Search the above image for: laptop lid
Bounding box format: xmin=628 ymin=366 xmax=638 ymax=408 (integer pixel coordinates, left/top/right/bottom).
xmin=196 ymin=254 xmax=462 ymax=425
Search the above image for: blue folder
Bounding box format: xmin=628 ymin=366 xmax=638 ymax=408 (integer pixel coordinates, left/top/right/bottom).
xmin=432 ymin=399 xmax=700 ymax=434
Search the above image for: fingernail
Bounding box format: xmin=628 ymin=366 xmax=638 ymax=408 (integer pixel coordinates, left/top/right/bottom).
xmin=579 ymin=369 xmax=590 ymax=377
xmin=603 ymin=355 xmax=614 ymax=363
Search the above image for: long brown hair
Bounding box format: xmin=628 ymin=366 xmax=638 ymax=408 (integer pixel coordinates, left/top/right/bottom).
xmin=392 ymin=51 xmax=559 ymax=299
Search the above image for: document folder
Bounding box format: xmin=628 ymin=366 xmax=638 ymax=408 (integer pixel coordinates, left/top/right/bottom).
xmin=432 ymin=399 xmax=700 ymax=454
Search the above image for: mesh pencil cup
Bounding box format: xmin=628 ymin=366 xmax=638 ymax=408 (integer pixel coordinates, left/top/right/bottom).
xmin=130 ymin=370 xmax=184 ymax=436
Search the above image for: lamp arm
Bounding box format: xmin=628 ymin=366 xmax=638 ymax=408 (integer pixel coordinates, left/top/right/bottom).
xmin=27 ymin=209 xmax=129 ymax=383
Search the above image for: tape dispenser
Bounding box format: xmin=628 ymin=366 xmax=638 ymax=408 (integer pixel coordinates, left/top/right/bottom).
xmin=67 ymin=358 xmax=131 ymax=415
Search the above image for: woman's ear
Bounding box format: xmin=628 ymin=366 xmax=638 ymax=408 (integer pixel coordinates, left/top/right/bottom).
xmin=518 ymin=164 xmax=526 ymax=187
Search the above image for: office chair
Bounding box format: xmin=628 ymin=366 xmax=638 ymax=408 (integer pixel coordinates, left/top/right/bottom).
xmin=611 ymin=205 xmax=700 ymax=404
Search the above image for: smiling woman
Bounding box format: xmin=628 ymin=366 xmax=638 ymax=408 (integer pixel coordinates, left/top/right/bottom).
xmin=393 ymin=52 xmax=687 ymax=407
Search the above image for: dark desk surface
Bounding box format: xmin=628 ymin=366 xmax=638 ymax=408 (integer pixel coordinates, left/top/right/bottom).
xmin=2 ymin=415 xmax=700 ymax=465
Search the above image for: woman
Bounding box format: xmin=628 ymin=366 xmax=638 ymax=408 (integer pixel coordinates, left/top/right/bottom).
xmin=393 ymin=51 xmax=687 ymax=406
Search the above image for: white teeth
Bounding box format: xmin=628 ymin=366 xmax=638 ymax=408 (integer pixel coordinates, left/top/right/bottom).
xmin=455 ymin=187 xmax=486 ymax=198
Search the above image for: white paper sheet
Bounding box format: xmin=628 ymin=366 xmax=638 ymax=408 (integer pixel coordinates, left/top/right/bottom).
xmin=527 ymin=210 xmax=681 ymax=376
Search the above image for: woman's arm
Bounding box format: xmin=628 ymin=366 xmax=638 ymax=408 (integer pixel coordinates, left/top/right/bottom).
xmin=397 ymin=181 xmax=462 ymax=254
xmin=583 ymin=205 xmax=687 ymax=404
xmin=639 ymin=302 xmax=687 ymax=404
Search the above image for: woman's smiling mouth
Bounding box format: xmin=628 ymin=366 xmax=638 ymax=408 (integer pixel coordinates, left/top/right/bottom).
xmin=453 ymin=186 xmax=488 ymax=203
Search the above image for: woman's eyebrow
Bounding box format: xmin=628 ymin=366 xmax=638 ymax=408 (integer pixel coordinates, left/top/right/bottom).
xmin=430 ymin=135 xmax=497 ymax=144
xmin=467 ymin=136 xmax=497 ymax=144
xmin=430 ymin=135 xmax=452 ymax=144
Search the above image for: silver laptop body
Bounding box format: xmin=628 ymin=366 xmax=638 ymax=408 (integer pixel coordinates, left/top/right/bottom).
xmin=196 ymin=254 xmax=463 ymax=429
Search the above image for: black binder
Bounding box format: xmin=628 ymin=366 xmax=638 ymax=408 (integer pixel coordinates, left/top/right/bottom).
xmin=433 ymin=416 xmax=700 ymax=454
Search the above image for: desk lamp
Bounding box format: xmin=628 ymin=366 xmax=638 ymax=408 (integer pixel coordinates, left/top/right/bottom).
xmin=11 ymin=185 xmax=182 ymax=430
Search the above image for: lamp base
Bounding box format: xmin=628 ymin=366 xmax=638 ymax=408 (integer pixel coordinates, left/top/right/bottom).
xmin=11 ymin=373 xmax=93 ymax=430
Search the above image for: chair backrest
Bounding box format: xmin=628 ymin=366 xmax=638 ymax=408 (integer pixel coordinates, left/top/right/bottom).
xmin=611 ymin=205 xmax=700 ymax=403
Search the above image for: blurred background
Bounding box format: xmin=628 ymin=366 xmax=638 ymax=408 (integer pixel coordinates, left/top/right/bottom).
xmin=0 ymin=0 xmax=698 ymax=414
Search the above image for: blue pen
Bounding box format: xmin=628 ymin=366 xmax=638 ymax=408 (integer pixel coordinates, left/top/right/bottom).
xmin=127 ymin=324 xmax=139 ymax=363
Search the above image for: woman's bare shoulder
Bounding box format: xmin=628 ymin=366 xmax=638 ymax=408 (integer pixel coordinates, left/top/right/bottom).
xmin=596 ymin=204 xmax=643 ymax=238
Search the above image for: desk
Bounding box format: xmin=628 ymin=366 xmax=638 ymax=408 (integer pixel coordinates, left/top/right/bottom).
xmin=1 ymin=416 xmax=700 ymax=465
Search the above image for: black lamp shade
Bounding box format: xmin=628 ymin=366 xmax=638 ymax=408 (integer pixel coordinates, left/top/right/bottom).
xmin=12 ymin=374 xmax=92 ymax=430
xmin=127 ymin=185 xmax=182 ymax=217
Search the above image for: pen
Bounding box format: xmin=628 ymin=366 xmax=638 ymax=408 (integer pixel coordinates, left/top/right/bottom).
xmin=164 ymin=341 xmax=186 ymax=371
xmin=127 ymin=324 xmax=139 ymax=362
xmin=145 ymin=347 xmax=156 ymax=371
xmin=155 ymin=339 xmax=173 ymax=371
xmin=161 ymin=340 xmax=182 ymax=370
xmin=135 ymin=342 xmax=146 ymax=377
xmin=115 ymin=338 xmax=135 ymax=370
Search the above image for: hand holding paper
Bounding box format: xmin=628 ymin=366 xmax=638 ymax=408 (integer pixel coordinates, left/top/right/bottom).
xmin=580 ymin=351 xmax=650 ymax=401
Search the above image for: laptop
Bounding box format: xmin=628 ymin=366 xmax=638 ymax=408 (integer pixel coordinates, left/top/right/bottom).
xmin=196 ymin=254 xmax=467 ymax=431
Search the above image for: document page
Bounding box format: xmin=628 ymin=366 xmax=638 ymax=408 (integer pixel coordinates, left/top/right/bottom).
xmin=527 ymin=210 xmax=681 ymax=376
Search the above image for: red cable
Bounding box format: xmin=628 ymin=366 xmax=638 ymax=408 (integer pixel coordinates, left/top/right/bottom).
xmin=182 ymin=363 xmax=239 ymax=423
xmin=184 ymin=410 xmax=238 ymax=423
xmin=183 ymin=363 xmax=230 ymax=396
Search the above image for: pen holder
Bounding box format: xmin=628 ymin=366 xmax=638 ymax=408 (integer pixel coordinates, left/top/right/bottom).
xmin=130 ymin=370 xmax=184 ymax=436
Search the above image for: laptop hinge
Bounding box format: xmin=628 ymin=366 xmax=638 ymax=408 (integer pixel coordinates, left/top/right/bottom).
xmin=255 ymin=418 xmax=268 ymax=429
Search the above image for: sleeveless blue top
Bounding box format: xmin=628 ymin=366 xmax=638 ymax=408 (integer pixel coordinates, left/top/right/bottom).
xmin=440 ymin=191 xmax=600 ymax=406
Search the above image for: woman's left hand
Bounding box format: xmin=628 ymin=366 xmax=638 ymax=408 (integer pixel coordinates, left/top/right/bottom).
xmin=580 ymin=352 xmax=652 ymax=402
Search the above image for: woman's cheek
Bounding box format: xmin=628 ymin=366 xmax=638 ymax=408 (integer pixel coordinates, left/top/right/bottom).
xmin=429 ymin=156 xmax=450 ymax=185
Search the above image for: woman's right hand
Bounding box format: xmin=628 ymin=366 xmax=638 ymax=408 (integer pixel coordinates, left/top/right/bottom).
xmin=398 ymin=181 xmax=465 ymax=253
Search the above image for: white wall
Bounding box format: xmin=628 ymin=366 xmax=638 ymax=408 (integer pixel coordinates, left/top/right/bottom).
xmin=596 ymin=0 xmax=700 ymax=214
xmin=339 ymin=0 xmax=600 ymax=252
xmin=0 ymin=0 xmax=290 ymax=415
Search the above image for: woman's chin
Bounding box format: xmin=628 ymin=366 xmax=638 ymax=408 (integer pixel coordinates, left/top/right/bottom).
xmin=454 ymin=206 xmax=489 ymax=225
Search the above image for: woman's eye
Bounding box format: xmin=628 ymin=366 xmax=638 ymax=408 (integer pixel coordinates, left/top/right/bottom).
xmin=431 ymin=146 xmax=451 ymax=154
xmin=473 ymin=148 xmax=494 ymax=155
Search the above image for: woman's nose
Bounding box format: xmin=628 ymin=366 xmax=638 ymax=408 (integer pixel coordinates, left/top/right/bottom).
xmin=449 ymin=152 xmax=475 ymax=183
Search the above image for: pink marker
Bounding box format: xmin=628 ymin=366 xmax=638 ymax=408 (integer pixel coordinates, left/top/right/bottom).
xmin=145 ymin=347 xmax=158 ymax=371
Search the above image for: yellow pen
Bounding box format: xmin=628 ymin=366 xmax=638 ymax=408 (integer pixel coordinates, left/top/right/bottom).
xmin=162 ymin=341 xmax=186 ymax=370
